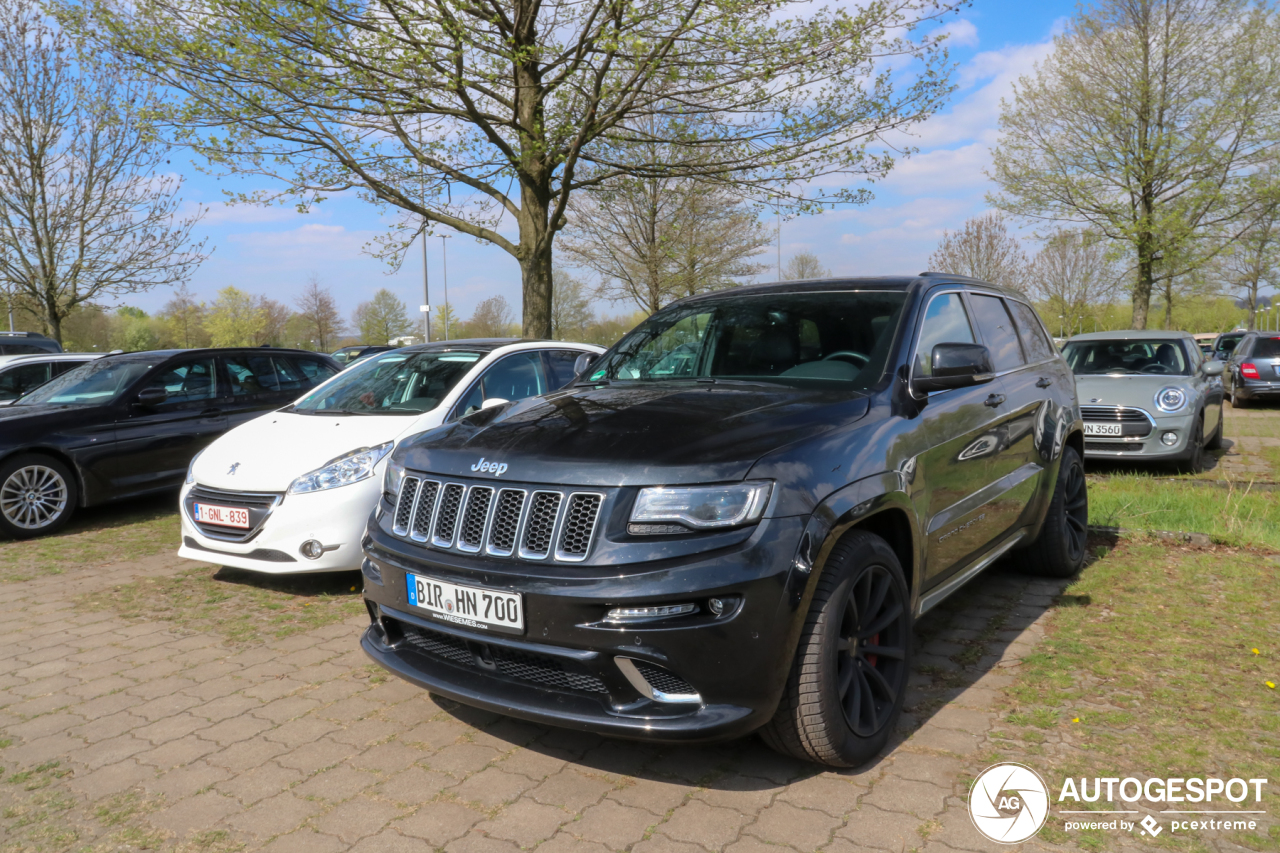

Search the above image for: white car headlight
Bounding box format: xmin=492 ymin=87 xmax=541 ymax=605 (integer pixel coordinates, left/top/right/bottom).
xmin=186 ymin=449 xmax=204 ymax=485
xmin=1155 ymin=386 xmax=1189 ymax=413
xmin=630 ymin=482 xmax=772 ymax=530
xmin=288 ymin=442 xmax=394 ymax=495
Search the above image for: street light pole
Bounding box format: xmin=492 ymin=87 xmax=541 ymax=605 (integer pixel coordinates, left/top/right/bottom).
xmin=422 ymin=228 xmax=431 ymax=343
xmin=440 ymin=234 xmax=452 ymax=341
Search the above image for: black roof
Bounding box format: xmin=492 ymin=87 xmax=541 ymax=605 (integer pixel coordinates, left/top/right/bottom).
xmin=100 ymin=346 xmax=336 ymax=362
xmin=672 ymin=273 xmax=1025 ymax=308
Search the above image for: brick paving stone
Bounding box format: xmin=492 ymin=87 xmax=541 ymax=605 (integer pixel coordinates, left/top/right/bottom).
xmin=632 ymin=837 xmax=713 ymax=853
xmin=376 ymin=766 xmax=458 ymax=807
xmin=726 ymin=838 xmax=799 ymax=853
xmin=327 ymin=717 xmax=403 ymax=748
xmin=348 ymin=828 xmax=437 ymax=853
xmin=658 ymin=800 xmax=752 ymax=848
xmin=251 ymin=696 xmax=322 ymax=725
xmin=262 ymin=829 xmax=349 ymax=853
xmin=570 ymin=799 xmax=659 ymax=848
xmin=351 ymin=739 xmax=429 ymax=773
xmin=609 ymin=776 xmax=692 ymax=814
xmin=198 ymin=693 xmax=263 ymax=722
xmin=216 ymin=760 xmax=305 ymax=805
xmin=400 ymin=719 xmax=470 ymax=750
xmin=395 ymin=800 xmax=486 ymax=846
xmin=129 ymin=691 xmax=203 ymax=721
xmin=225 ymin=791 xmax=325 ymax=838
xmin=73 ymin=732 xmax=149 ymax=770
xmin=837 ymin=804 xmax=928 ymax=851
xmin=451 ymin=766 xmax=538 ymax=808
xmin=889 ymin=752 xmax=965 ymax=788
xmin=444 ymin=834 xmax=527 ymax=853
xmin=199 ymin=713 xmax=274 ymax=746
xmin=473 ymin=799 xmax=571 ymax=846
xmin=67 ymin=757 xmax=155 ymax=800
xmin=144 ymin=761 xmax=233 ymax=801
xmin=264 ymin=716 xmax=343 ymax=747
xmin=903 ymin=723 xmax=982 ymax=756
xmin=775 ymin=774 xmax=866 ymax=816
xmin=151 ymin=790 xmax=241 ymax=835
xmin=313 ymin=794 xmax=406 ymax=843
xmin=205 ymin=736 xmax=292 ymax=773
xmin=133 ymin=712 xmax=210 ymax=745
xmin=746 ymin=800 xmax=843 ymax=849
xmin=529 ymin=768 xmax=615 ymax=811
xmin=290 ymin=763 xmax=379 ymax=801
xmin=425 ymin=742 xmax=501 ymax=775
xmin=273 ymin=736 xmax=355 ymax=774
xmin=136 ymin=732 xmax=220 ymax=769
xmin=694 ymin=774 xmax=783 ymax=811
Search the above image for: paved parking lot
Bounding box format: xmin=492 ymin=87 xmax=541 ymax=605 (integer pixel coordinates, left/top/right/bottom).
xmin=0 ymin=550 xmax=1073 ymax=853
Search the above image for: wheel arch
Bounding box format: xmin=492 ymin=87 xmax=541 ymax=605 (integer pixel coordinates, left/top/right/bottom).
xmin=0 ymin=446 xmax=88 ymax=506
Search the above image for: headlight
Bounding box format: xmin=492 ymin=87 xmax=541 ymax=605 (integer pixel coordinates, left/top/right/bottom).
xmin=383 ymin=455 xmax=406 ymax=500
xmin=288 ymin=442 xmax=393 ymax=495
xmin=630 ymin=481 xmax=772 ymax=530
xmin=186 ymin=449 xmax=204 ymax=485
xmin=1155 ymin=386 xmax=1188 ymax=413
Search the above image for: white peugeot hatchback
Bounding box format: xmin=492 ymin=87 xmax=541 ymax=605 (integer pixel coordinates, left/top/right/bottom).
xmin=178 ymin=339 xmax=604 ymax=573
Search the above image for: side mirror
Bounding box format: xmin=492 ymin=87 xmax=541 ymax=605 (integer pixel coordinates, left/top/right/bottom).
xmin=572 ymin=352 xmax=597 ymax=377
xmin=135 ymin=387 xmax=168 ymax=407
xmin=912 ymin=343 xmax=996 ymax=395
xmin=1202 ymin=360 xmax=1225 ymax=377
xmin=480 ymin=397 xmax=509 ymax=410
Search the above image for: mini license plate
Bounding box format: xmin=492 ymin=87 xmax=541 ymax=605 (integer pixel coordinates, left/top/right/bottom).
xmin=406 ymin=573 xmax=524 ymax=633
xmin=1084 ymin=422 xmax=1123 ymax=437
xmin=193 ymin=503 xmax=250 ymax=528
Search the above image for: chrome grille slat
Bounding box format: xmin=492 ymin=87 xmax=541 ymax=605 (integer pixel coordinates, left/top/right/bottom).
xmin=431 ymin=483 xmax=466 ymax=547
xmin=1080 ymin=405 xmax=1152 ymax=423
xmin=554 ymin=492 xmax=604 ymax=562
xmin=486 ymin=489 xmax=527 ymax=556
xmin=457 ymin=486 xmax=495 ymax=553
xmin=393 ymin=478 xmax=421 ymax=535
xmin=518 ymin=491 xmax=564 ymax=560
xmin=409 ymin=480 xmax=440 ymax=541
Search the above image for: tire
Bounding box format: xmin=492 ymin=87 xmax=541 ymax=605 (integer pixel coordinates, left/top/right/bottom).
xmin=1180 ymin=418 xmax=1205 ymax=474
xmin=0 ymin=454 xmax=78 ymax=539
xmin=1206 ymin=406 xmax=1225 ymax=451
xmin=1232 ymin=388 xmax=1248 ymax=408
xmin=761 ymin=531 xmax=911 ymax=768
xmin=1013 ymin=445 xmax=1087 ymax=578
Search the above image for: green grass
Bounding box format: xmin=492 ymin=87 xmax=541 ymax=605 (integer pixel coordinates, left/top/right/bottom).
xmin=0 ymin=493 xmax=180 ymax=583
xmin=1088 ymin=475 xmax=1280 ymax=549
xmin=82 ymin=564 xmax=366 ymax=644
xmin=992 ymin=542 xmax=1280 ymax=850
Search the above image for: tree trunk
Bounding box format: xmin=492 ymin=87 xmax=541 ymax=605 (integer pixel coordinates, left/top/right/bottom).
xmin=1132 ymin=230 xmax=1154 ymax=330
xmin=43 ymin=295 xmax=63 ymax=345
xmin=519 ymin=240 xmax=554 ymax=340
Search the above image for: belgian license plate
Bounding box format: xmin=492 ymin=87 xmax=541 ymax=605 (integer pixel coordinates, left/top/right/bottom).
xmin=1084 ymin=422 xmax=1123 ymax=437
xmin=193 ymin=503 xmax=250 ymax=528
xmin=406 ymin=573 xmax=524 ymax=633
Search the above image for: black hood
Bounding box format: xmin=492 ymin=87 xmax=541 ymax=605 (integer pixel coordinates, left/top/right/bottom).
xmin=397 ymin=382 xmax=871 ymax=486
xmin=0 ymin=403 xmax=106 ymax=449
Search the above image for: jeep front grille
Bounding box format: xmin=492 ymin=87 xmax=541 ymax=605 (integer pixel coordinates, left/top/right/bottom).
xmin=393 ymin=476 xmax=603 ymax=563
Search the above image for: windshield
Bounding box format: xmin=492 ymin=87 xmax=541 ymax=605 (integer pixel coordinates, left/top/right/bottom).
xmin=587 ymin=291 xmax=908 ymax=388
xmin=14 ymin=358 xmax=155 ymax=405
xmin=1062 ymin=339 xmax=1192 ymax=376
xmin=291 ymin=349 xmax=482 ymax=414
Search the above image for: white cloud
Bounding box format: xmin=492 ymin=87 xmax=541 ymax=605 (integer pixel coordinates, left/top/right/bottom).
xmin=195 ymin=202 xmax=312 ymax=227
xmin=934 ymin=18 xmax=979 ymax=49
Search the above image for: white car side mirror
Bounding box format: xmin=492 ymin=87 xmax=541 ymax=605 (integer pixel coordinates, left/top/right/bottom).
xmin=481 ymin=397 xmax=509 ymax=410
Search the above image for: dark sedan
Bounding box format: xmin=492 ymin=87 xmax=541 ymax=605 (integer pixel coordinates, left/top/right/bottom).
xmin=0 ymin=348 xmax=339 ymax=538
xmin=1224 ymin=332 xmax=1280 ymax=407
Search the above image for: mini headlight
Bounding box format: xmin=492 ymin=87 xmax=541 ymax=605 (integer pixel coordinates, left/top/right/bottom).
xmin=1155 ymin=386 xmax=1188 ymax=413
xmin=630 ymin=481 xmax=772 ymax=530
xmin=288 ymin=442 xmax=393 ymax=495
xmin=185 ymin=449 xmax=204 ymax=485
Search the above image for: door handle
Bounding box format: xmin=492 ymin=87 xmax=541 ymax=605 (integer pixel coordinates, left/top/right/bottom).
xmin=984 ymin=393 xmax=1006 ymax=408
xmin=1036 ymin=377 xmax=1053 ymax=388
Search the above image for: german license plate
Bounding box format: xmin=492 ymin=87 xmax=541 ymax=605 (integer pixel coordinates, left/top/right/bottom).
xmin=193 ymin=503 xmax=250 ymax=528
xmin=1084 ymin=422 xmax=1122 ymax=437
xmin=406 ymin=573 xmax=524 ymax=633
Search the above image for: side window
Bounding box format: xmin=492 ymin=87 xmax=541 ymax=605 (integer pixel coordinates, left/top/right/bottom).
xmin=223 ymin=355 xmax=281 ymax=395
xmin=915 ymin=293 xmax=976 ymax=376
xmin=1006 ymin=301 xmax=1056 ymax=363
xmin=0 ymin=363 xmax=51 ymax=401
xmin=271 ymin=357 xmax=307 ymax=394
xmin=544 ymin=350 xmax=586 ymax=389
xmin=294 ymin=357 xmax=338 ymax=384
xmin=51 ymin=360 xmax=86 ymax=377
xmin=142 ymin=358 xmax=218 ymax=405
xmin=968 ymin=295 xmax=1025 ymax=372
xmin=457 ymin=353 xmax=548 ymax=417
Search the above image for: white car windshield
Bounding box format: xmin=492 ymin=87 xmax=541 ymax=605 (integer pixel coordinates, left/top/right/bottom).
xmin=14 ymin=358 xmax=155 ymax=405
xmin=1063 ymin=339 xmax=1192 ymax=376
xmin=290 ymin=349 xmax=482 ymax=415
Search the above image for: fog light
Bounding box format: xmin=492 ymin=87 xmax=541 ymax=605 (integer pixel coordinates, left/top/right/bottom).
xmin=708 ymin=598 xmax=725 ymax=616
xmin=1161 ymin=431 xmax=1178 ymax=446
xmin=300 ymin=539 xmax=326 ymax=560
xmin=604 ymin=604 xmax=696 ymax=624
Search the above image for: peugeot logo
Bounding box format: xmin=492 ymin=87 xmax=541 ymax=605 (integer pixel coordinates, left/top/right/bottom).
xmin=227 ymin=463 xmax=240 ymax=476
xmin=1089 ymin=398 xmax=1101 ymax=403
xmin=470 ymin=457 xmax=508 ymax=477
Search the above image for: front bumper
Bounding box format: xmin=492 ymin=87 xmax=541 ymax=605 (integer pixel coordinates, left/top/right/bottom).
xmin=1083 ymin=412 xmax=1199 ymax=461
xmin=177 ymin=478 xmax=379 ymax=573
xmin=360 ymin=513 xmax=809 ymax=742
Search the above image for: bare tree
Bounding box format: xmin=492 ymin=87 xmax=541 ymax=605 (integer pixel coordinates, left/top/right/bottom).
xmin=354 ymin=289 xmax=414 ymax=345
xmin=989 ymin=0 xmax=1280 ymax=328
xmin=157 ymin=283 xmax=208 ymax=348
xmin=0 ymin=0 xmax=207 ymax=344
xmin=294 ymin=276 xmax=345 ymax=351
xmin=255 ymin=297 xmax=291 ymax=346
xmin=665 ymin=186 xmax=769 ymax=300
xmin=783 ymin=251 xmax=833 ymax=281
xmin=1029 ymin=229 xmax=1120 ymax=331
xmin=466 ymin=297 xmax=517 ymax=339
xmin=928 ymin=213 xmax=1029 ymax=290
xmin=63 ymin=0 xmax=962 ymax=337
xmin=551 ymin=270 xmax=595 ymax=341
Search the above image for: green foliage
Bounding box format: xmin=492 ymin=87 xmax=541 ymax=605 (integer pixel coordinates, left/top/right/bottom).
xmin=205 ymin=286 xmax=265 ymax=347
xmin=354 ymin=288 xmax=414 ymax=345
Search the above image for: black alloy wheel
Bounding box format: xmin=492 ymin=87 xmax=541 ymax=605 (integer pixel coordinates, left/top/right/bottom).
xmin=762 ymin=531 xmax=911 ymax=767
xmin=1013 ymin=445 xmax=1087 ymax=578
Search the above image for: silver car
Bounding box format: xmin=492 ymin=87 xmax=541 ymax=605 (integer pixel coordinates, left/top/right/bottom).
xmin=1062 ymin=330 xmax=1225 ymax=471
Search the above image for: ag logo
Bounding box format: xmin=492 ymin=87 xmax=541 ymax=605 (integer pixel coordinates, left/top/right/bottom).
xmin=968 ymin=762 xmax=1050 ymax=844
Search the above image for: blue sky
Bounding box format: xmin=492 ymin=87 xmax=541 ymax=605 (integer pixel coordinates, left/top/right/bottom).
xmin=130 ymin=0 xmax=1076 ymax=326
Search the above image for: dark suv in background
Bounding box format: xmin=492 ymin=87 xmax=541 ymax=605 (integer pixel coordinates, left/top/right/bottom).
xmin=1224 ymin=331 xmax=1280 ymax=407
xmin=360 ymin=275 xmax=1085 ymax=767
xmin=0 ymin=348 xmax=339 ymax=538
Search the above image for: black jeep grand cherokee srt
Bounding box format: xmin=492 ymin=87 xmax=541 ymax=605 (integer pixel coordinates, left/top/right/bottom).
xmin=360 ymin=275 xmax=1086 ymax=767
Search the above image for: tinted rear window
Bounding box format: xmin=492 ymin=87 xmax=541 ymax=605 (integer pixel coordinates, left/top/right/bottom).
xmin=1251 ymin=337 xmax=1280 ymax=358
